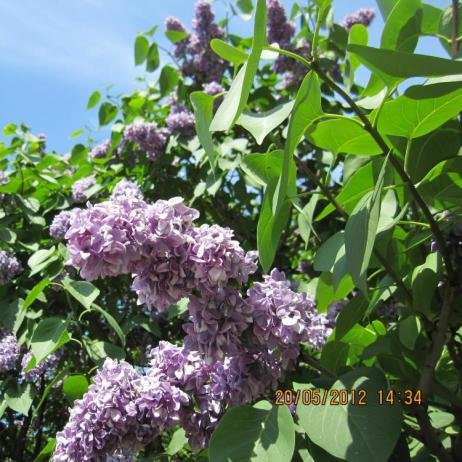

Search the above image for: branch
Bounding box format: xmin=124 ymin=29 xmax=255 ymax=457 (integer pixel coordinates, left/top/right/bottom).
xmin=452 ymin=0 xmax=460 ymax=58
xmin=419 ymin=284 xmax=456 ymax=398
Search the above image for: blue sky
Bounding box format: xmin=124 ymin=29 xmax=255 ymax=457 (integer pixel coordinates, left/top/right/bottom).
xmin=0 ymin=0 xmax=450 ymax=153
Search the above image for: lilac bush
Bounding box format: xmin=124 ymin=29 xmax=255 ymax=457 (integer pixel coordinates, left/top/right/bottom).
xmin=21 ymin=349 xmax=62 ymax=382
xmin=341 ymin=8 xmax=375 ymax=29
xmin=88 ymin=139 xmax=111 ymax=161
xmin=123 ymin=122 xmax=170 ymax=161
xmin=50 ymin=210 xmax=77 ymax=240
xmin=166 ymin=104 xmax=196 ymax=137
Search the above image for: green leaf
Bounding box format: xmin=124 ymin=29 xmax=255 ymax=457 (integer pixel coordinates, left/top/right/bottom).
xmin=211 ymin=38 xmax=249 ymax=65
xmin=159 ymin=65 xmax=180 ymax=96
xmin=62 ymin=278 xmax=100 ymax=310
xmin=191 ymin=91 xmax=217 ymax=169
xmin=347 ymin=44 xmax=462 ymax=83
xmin=316 ymin=271 xmax=354 ymax=312
xmin=275 ymin=72 xmax=322 ymax=214
xmin=399 ymin=315 xmax=421 ymax=349
xmin=134 ymin=35 xmax=149 ymax=65
xmin=421 ymin=3 xmax=443 ymax=36
xmin=63 ymin=375 xmax=89 ymax=403
xmin=33 ymin=438 xmax=56 ymax=462
xmin=297 ymin=194 xmax=319 ymax=246
xmin=377 ymin=82 xmax=462 ymax=139
xmin=98 ymin=102 xmax=118 ymax=126
xmin=31 ymin=317 xmax=69 ymax=364
xmin=405 ymin=121 xmax=460 ymax=181
xmin=5 ymin=382 xmax=34 ymax=415
xmin=237 ymin=0 xmax=253 ymax=15
xmin=308 ymin=118 xmax=381 ymax=155
xmin=334 ymin=295 xmax=368 ymax=340
xmin=3 ymin=122 xmax=17 ymax=136
xmin=210 ymin=0 xmax=266 ymax=131
xmin=297 ymin=368 xmax=402 ymax=462
xmin=93 ymin=304 xmax=126 ymax=347
xmin=86 ymin=91 xmax=101 ymax=110
xmin=314 ymin=232 xmax=345 ymax=273
xmin=0 ymin=299 xmax=26 ymax=334
xmin=345 ymin=158 xmax=387 ymax=295
xmin=346 ymin=24 xmax=368 ymax=83
xmin=209 ymin=401 xmax=295 ymax=462
xmin=146 ymin=43 xmax=160 ymax=72
xmin=166 ymin=428 xmax=188 ymax=456
xmin=411 ymin=252 xmax=441 ymax=315
xmin=381 ymin=0 xmax=422 ymax=53
xmin=83 ymin=339 xmax=125 ymax=365
xmin=237 ymin=100 xmax=294 ymax=145
xmin=0 ymin=227 xmax=17 ymax=244
xmin=165 ymin=30 xmax=188 ymax=44
xmin=22 ymin=277 xmax=50 ymax=311
xmin=241 ymin=150 xmax=285 ymax=187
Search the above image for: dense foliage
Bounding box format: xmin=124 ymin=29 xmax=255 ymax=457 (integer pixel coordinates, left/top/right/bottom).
xmin=1 ymin=0 xmax=462 ymax=461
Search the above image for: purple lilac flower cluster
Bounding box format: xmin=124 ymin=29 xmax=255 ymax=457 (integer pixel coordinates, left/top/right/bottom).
xmin=57 ymin=183 xmax=330 ymax=459
xmin=0 ymin=249 xmax=23 ymax=285
xmin=166 ymin=1 xmax=226 ymax=83
xmin=202 ymin=81 xmax=224 ymax=96
xmin=53 ymin=359 xmax=184 ymax=461
xmin=50 ymin=210 xmax=77 ymax=240
xmin=72 ymin=177 xmax=97 ymax=203
xmin=123 ymin=122 xmax=170 ymax=161
xmin=166 ymin=104 xmax=196 ymax=137
xmin=341 ymin=8 xmax=375 ymax=30
xmin=0 ymin=328 xmax=20 ymax=373
xmin=0 ymin=170 xmax=9 ymax=205
xmin=21 ymin=350 xmax=63 ymax=383
xmin=89 ymin=139 xmax=111 ymax=161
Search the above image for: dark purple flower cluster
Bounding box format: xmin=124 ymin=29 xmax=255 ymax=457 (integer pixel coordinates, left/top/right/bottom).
xmin=167 ymin=1 xmax=226 ymax=83
xmin=341 ymin=8 xmax=375 ymax=30
xmin=267 ymin=0 xmax=295 ymax=47
xmin=50 ymin=210 xmax=77 ymax=240
xmin=21 ymin=349 xmax=62 ymax=382
xmin=0 ymin=249 xmax=23 ymax=285
xmin=72 ymin=177 xmax=97 ymax=203
xmin=166 ymin=104 xmax=196 ymax=137
xmin=326 ymin=300 xmax=347 ymax=328
xmin=123 ymin=122 xmax=170 ymax=161
xmin=89 ymin=139 xmax=111 ymax=161
xmin=0 ymin=328 xmax=20 ymax=373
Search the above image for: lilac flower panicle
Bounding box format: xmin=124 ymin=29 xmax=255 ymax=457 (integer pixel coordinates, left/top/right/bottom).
xmin=72 ymin=177 xmax=97 ymax=203
xmin=341 ymin=8 xmax=375 ymax=29
xmin=0 ymin=249 xmax=23 ymax=285
xmin=123 ymin=122 xmax=170 ymax=161
xmin=267 ymin=0 xmax=295 ymax=47
xmin=247 ymin=269 xmax=329 ymax=367
xmin=65 ymin=199 xmax=149 ymax=281
xmin=50 ymin=210 xmax=77 ymax=240
xmin=53 ymin=359 xmax=144 ymax=461
xmin=202 ymin=81 xmax=224 ymax=96
xmin=183 ymin=288 xmax=253 ymax=361
xmin=110 ymin=179 xmax=144 ymax=203
xmin=188 ymin=224 xmax=258 ymax=292
xmin=166 ymin=104 xmax=196 ymax=137
xmin=89 ymin=139 xmax=111 ymax=161
xmin=0 ymin=328 xmax=20 ymax=372
xmin=326 ymin=300 xmax=347 ymax=328
xmin=21 ymin=349 xmax=62 ymax=383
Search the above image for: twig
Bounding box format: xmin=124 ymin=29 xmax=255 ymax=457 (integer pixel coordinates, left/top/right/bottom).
xmin=301 ymin=351 xmax=336 ymax=378
xmin=452 ymin=0 xmax=459 ymax=58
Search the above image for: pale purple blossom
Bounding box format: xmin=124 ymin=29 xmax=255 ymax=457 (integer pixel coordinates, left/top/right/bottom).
xmin=110 ymin=179 xmax=143 ymax=203
xmin=123 ymin=122 xmax=170 ymax=161
xmin=72 ymin=177 xmax=96 ymax=203
xmin=202 ymin=81 xmax=224 ymax=96
xmin=165 ymin=17 xmax=189 ymax=59
xmin=0 ymin=328 xmax=20 ymax=372
xmin=50 ymin=210 xmax=77 ymax=240
xmin=89 ymin=140 xmax=111 ymax=161
xmin=341 ymin=8 xmax=375 ymax=29
xmin=0 ymin=249 xmax=22 ymax=285
xmin=166 ymin=104 xmax=196 ymax=137
xmin=21 ymin=349 xmax=62 ymax=383
xmin=183 ymin=288 xmax=253 ymax=361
